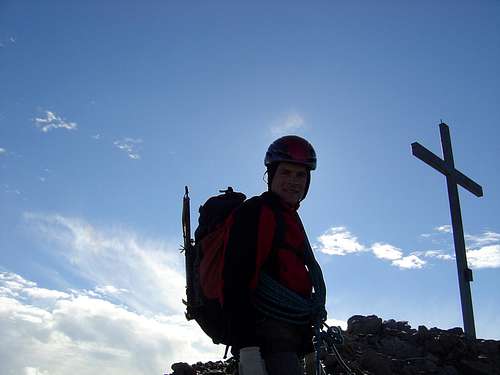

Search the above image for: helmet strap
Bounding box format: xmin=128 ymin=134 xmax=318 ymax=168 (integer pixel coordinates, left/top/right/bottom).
xmin=301 ymin=173 xmax=311 ymax=201
xmin=266 ymin=163 xmax=279 ymax=191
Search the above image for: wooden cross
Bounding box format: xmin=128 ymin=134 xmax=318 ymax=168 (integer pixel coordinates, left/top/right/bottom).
xmin=411 ymin=122 xmax=483 ymax=339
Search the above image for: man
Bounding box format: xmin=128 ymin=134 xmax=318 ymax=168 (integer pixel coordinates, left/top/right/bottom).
xmin=223 ymin=135 xmax=327 ymax=375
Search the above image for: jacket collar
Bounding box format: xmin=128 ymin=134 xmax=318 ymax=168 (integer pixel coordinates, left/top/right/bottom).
xmin=261 ymin=191 xmax=300 ymax=212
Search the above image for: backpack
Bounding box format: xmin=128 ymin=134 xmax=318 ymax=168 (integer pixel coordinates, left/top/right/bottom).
xmin=182 ymin=186 xmax=246 ymax=345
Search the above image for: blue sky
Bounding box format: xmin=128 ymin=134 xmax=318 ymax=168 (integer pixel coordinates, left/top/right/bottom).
xmin=1 ymin=1 xmax=500 ymax=374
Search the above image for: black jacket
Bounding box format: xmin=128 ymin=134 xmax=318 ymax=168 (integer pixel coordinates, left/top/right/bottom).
xmin=222 ymin=191 xmax=313 ymax=350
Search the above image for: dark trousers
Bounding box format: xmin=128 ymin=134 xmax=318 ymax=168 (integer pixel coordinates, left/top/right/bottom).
xmin=255 ymin=316 xmax=312 ymax=375
xmin=264 ymin=351 xmax=305 ymax=375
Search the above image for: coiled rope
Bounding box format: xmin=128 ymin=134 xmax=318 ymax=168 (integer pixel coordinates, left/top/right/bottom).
xmin=253 ymin=217 xmax=326 ymax=325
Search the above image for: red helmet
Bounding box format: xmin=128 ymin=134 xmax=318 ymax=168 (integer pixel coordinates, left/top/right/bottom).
xmin=265 ymin=135 xmax=317 ymax=170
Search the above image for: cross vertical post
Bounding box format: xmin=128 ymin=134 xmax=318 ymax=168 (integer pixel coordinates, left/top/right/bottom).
xmin=411 ymin=122 xmax=483 ymax=340
xmin=440 ymin=124 xmax=476 ymax=339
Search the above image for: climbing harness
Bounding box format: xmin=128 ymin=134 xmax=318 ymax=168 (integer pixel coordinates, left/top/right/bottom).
xmin=313 ymin=322 xmax=354 ymax=375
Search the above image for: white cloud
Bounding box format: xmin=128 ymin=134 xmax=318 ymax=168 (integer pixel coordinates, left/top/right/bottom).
xmin=467 ymin=245 xmax=500 ymax=269
xmin=372 ymin=243 xmax=403 ymax=261
xmin=435 ymin=225 xmax=452 ymax=233
xmin=113 ymin=138 xmax=142 ymax=160
xmin=95 ymin=285 xmax=128 ymax=296
xmin=417 ymin=250 xmax=455 ymax=261
xmin=319 ymin=225 xmax=499 ymax=270
xmin=465 ymin=231 xmax=500 ymax=248
xmin=462 ymin=231 xmax=500 ymax=269
xmin=437 ymin=254 xmax=454 ymax=261
xmin=421 ymin=250 xmax=439 ymax=257
xmin=392 ymin=255 xmax=426 ymax=269
xmin=24 ymin=367 xmax=50 ymax=375
xmin=0 ymin=36 xmax=16 ymax=48
xmin=6 ymin=188 xmax=21 ymax=195
xmin=372 ymin=243 xmax=426 ymax=269
xmin=24 ymin=287 xmax=70 ymax=300
xmin=325 ymin=318 xmax=347 ymax=331
xmin=426 ymin=251 xmax=454 ymax=261
xmin=3 ymin=212 xmax=226 ymax=374
xmin=0 ymin=271 xmax=219 ymax=375
xmin=316 ymin=227 xmax=365 ymax=255
xmin=0 ymin=272 xmax=36 ymax=288
xmin=34 ymin=111 xmax=77 ymax=133
xmin=414 ymin=225 xmax=500 ymax=269
xmin=0 ymin=147 xmax=6 ymax=155
xmin=24 ymin=213 xmax=184 ymax=315
xmin=270 ymin=113 xmax=306 ymax=136
xmin=317 ymin=227 xmax=426 ymax=269
xmin=418 ymin=229 xmax=500 ymax=268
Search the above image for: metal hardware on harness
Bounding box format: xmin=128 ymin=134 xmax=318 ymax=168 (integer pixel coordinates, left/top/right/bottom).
xmin=313 ymin=324 xmax=323 ymax=375
xmin=321 ymin=324 xmax=344 ymax=347
xmin=314 ymin=323 xmax=354 ymax=375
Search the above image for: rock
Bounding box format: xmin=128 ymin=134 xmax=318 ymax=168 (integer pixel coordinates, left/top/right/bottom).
xmin=437 ymin=365 xmax=459 ymax=375
xmin=383 ymin=327 xmax=402 ymax=337
xmin=348 ymin=315 xmax=383 ymax=335
xmin=476 ymin=339 xmax=500 ymax=355
xmin=359 ymin=349 xmax=392 ymax=375
xmin=425 ymin=352 xmax=440 ymax=364
xmin=379 ymin=337 xmax=421 ymax=359
xmin=412 ymin=325 xmax=429 ymax=345
xmin=383 ymin=319 xmax=397 ymax=329
xmin=171 ymin=362 xmax=196 ymax=375
xmin=421 ymin=357 xmax=439 ymax=373
xmin=429 ymin=327 xmax=442 ymax=336
xmin=396 ymin=321 xmax=412 ymax=333
xmin=417 ymin=325 xmax=429 ymax=336
xmin=426 ymin=336 xmax=445 ymax=357
xmin=446 ymin=327 xmax=464 ymax=336
xmin=459 ymin=359 xmax=499 ymax=375
xmin=439 ymin=333 xmax=461 ymax=354
xmin=168 ymin=314 xmax=500 ymax=375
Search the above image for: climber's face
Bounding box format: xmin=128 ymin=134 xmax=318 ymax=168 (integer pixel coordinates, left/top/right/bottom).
xmin=271 ymin=162 xmax=308 ymax=206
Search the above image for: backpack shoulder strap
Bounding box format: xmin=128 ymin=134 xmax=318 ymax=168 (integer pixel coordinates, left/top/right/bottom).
xmin=258 ymin=200 xmax=285 ymax=277
xmin=258 ymin=192 xmax=285 ymax=249
xmin=270 ymin=205 xmax=285 ymax=250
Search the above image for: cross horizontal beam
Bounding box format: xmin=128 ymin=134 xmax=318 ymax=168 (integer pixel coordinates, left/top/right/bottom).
xmin=411 ymin=142 xmax=483 ymax=197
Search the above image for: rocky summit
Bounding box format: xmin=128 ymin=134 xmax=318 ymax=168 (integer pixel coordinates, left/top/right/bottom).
xmin=168 ymin=315 xmax=500 ymax=375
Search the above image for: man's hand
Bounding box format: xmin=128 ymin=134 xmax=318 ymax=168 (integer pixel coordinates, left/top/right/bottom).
xmin=238 ymin=347 xmax=268 ymax=375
